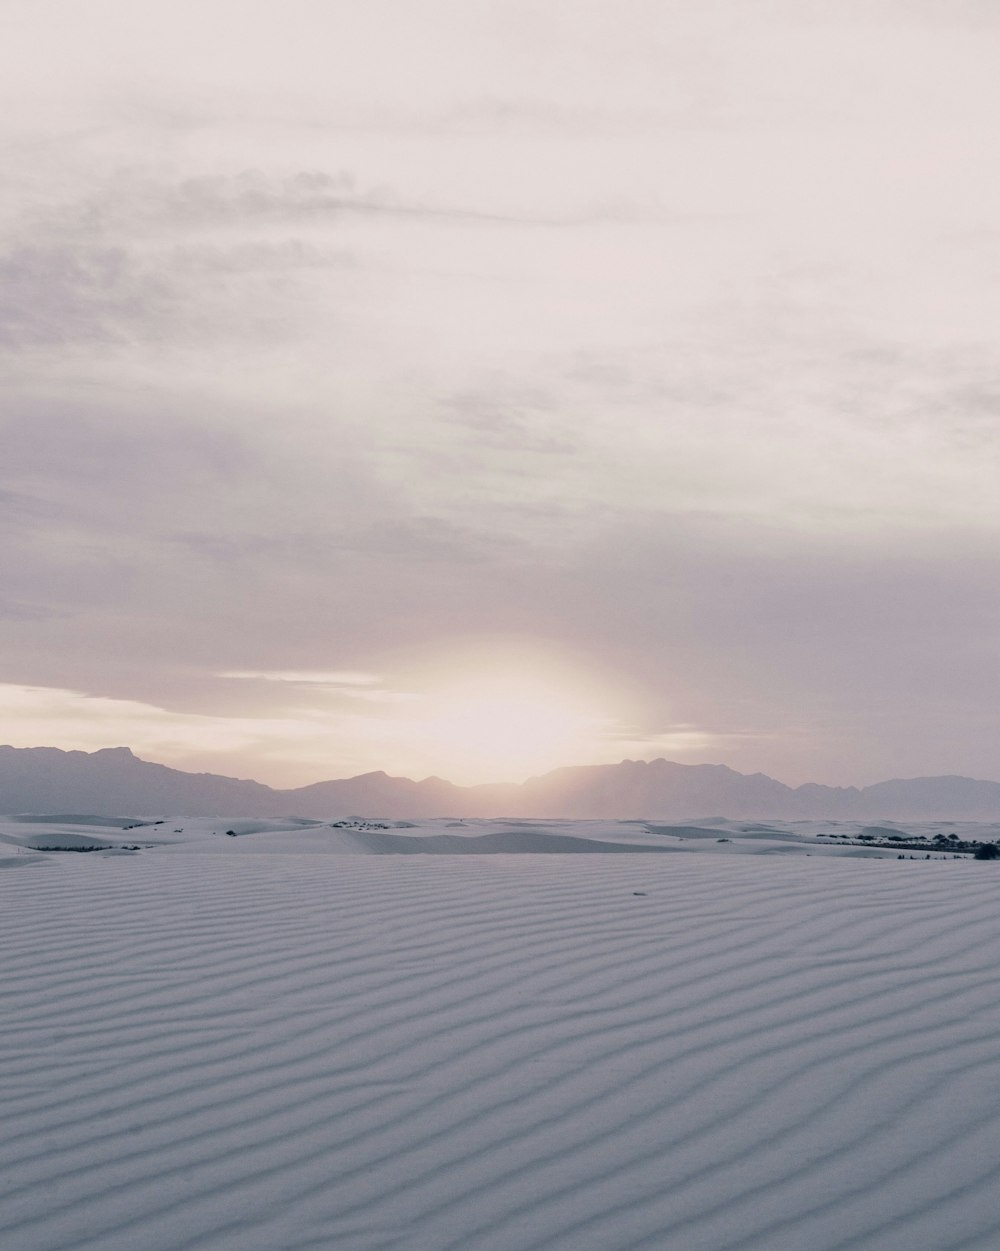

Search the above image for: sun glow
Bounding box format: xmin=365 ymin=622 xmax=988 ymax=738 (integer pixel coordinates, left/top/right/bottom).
xmin=414 ymin=676 xmax=607 ymax=783
xmin=0 ymin=670 xmax=716 ymax=789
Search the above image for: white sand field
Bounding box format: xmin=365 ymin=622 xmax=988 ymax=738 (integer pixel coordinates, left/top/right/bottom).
xmin=2 ymin=816 xmax=1000 ymax=1250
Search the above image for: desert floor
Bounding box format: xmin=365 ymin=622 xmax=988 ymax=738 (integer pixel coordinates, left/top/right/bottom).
xmin=2 ymin=817 xmax=999 ymax=1250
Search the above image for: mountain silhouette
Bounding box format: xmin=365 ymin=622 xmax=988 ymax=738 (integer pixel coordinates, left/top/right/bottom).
xmin=4 ymin=745 xmax=1000 ymax=819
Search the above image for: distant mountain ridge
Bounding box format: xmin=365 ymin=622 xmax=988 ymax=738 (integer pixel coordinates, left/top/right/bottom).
xmin=4 ymin=745 xmax=1000 ymax=820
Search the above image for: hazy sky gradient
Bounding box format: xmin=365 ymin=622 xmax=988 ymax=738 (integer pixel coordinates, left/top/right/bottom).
xmin=3 ymin=1 xmax=1000 ymax=785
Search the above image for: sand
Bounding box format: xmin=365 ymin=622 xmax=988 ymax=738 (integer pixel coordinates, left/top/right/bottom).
xmin=2 ymin=816 xmax=1000 ymax=1250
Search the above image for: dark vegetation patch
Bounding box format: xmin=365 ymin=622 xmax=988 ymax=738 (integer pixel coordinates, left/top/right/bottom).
xmin=35 ymin=843 xmax=142 ymax=853
xmin=818 ymin=829 xmax=998 ymax=859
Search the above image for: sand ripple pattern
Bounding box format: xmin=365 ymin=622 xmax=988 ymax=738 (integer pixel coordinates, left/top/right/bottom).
xmin=3 ymin=855 xmax=1000 ymax=1250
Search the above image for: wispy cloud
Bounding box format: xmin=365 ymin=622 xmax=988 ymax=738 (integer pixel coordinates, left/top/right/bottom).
xmin=219 ymin=671 xmax=421 ymax=705
xmin=220 ymin=670 xmax=383 ymax=686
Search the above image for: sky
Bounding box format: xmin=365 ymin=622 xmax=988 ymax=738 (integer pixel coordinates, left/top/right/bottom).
xmin=2 ymin=0 xmax=1000 ymax=788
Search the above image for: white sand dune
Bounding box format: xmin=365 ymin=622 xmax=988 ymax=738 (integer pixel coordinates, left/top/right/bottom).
xmin=2 ymin=820 xmax=1000 ymax=1250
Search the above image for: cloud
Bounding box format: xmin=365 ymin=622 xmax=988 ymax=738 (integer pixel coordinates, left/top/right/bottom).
xmin=0 ymin=168 xmax=407 ymax=359
xmin=218 ymin=670 xmax=419 ymax=702
xmin=0 ymin=243 xmax=169 ymax=347
xmin=220 ymin=670 xmax=383 ymax=685
xmin=441 ymin=382 xmax=577 ymax=454
xmin=0 ymin=682 xmax=295 ymax=753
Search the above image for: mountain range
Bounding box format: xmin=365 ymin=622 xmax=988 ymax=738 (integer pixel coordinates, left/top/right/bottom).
xmin=4 ymin=745 xmax=1000 ymax=820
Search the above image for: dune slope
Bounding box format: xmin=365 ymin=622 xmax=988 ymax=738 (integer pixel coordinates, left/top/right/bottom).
xmin=2 ymin=849 xmax=1000 ymax=1250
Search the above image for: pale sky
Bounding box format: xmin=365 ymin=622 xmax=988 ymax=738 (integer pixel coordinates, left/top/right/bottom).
xmin=2 ymin=0 xmax=1000 ymax=787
